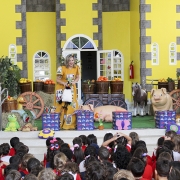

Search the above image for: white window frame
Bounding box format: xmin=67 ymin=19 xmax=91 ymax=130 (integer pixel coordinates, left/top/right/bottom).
xmin=169 ymin=42 xmax=177 ymax=65
xmin=33 ymin=51 xmax=51 ymax=81
xmin=97 ymin=50 xmax=124 ymax=80
xmin=9 ymin=44 xmax=17 ymax=65
xmin=151 ymin=43 xmax=159 ymax=65
xmin=63 ymin=34 xmax=97 ymax=51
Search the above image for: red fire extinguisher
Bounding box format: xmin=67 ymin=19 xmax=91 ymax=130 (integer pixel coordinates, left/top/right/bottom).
xmin=130 ymin=61 xmax=134 ymax=79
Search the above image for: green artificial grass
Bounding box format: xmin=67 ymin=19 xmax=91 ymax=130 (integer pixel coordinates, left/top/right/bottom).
xmin=34 ymin=115 xmax=155 ymax=130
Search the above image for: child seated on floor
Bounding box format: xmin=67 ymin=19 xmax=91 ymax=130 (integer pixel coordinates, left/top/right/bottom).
xmin=152 ymin=136 xmax=164 ymax=163
xmin=53 ymin=152 xmax=67 ymax=176
xmin=9 ymin=137 xmax=20 ymax=156
xmin=61 ymin=162 xmax=81 ymax=180
xmin=102 ymin=132 xmax=132 ymax=152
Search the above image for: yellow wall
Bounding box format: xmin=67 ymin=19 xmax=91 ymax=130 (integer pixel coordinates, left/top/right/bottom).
xmin=0 ymin=0 xmax=22 ymax=67
xmin=103 ymin=12 xmax=132 ymax=101
xmin=26 ymin=12 xmax=56 ymax=82
xmin=60 ymin=0 xmax=98 ymax=47
xmin=146 ymin=0 xmax=180 ymax=80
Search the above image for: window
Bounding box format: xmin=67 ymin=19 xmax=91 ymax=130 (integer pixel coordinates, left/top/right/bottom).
xmin=63 ymin=34 xmax=97 ymax=50
xmin=151 ymin=43 xmax=159 ymax=65
xmin=9 ymin=44 xmax=17 ymax=65
xmin=169 ymin=42 xmax=177 ymax=65
xmin=97 ymin=50 xmax=124 ymax=80
xmin=33 ymin=51 xmax=51 ymax=81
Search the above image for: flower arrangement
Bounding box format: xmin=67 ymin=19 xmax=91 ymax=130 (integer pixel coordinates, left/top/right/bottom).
xmin=95 ymin=112 xmax=104 ymax=130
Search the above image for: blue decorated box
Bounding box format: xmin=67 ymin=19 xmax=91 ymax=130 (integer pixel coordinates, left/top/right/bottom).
xmin=76 ymin=110 xmax=94 ymax=130
xmin=155 ymin=110 xmax=176 ymax=129
xmin=42 ymin=113 xmax=60 ymax=131
xmin=112 ymin=112 xmax=132 ymax=130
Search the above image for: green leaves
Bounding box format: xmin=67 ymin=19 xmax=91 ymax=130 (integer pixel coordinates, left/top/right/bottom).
xmin=0 ymin=56 xmax=21 ymax=97
xmin=167 ymin=77 xmax=174 ymax=82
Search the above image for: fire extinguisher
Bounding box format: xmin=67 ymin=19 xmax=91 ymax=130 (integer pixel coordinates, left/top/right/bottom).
xmin=130 ymin=61 xmax=134 ymax=79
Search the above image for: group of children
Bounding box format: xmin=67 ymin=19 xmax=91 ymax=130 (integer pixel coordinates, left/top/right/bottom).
xmin=0 ymin=130 xmax=180 ymax=180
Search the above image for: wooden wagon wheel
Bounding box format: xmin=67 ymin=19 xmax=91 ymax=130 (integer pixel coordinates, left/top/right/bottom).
xmin=18 ymin=92 xmax=44 ymax=119
xmin=169 ymin=89 xmax=180 ymax=116
xmin=108 ymin=98 xmax=127 ymax=110
xmin=83 ymin=98 xmax=103 ymax=108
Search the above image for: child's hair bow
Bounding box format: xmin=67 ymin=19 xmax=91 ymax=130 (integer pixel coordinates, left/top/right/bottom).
xmin=50 ymin=143 xmax=59 ymax=150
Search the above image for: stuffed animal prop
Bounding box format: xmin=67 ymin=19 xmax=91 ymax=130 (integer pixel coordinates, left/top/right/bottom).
xmin=151 ymin=88 xmax=173 ymax=112
xmin=4 ymin=114 xmax=20 ymax=131
xmin=80 ymin=104 xmax=127 ymax=122
xmin=18 ymin=123 xmax=37 ymax=132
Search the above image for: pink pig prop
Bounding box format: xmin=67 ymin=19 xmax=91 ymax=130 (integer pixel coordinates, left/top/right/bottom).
xmin=80 ymin=104 xmax=127 ymax=122
xmin=151 ymin=88 xmax=173 ymax=112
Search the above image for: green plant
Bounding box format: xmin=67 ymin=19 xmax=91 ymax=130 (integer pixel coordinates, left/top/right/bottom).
xmin=0 ymin=56 xmax=21 ymax=97
xmin=177 ymin=70 xmax=180 ymax=79
xmin=167 ymin=77 xmax=174 ymax=82
xmin=95 ymin=112 xmax=104 ymax=126
xmin=99 ymin=118 xmax=104 ymax=126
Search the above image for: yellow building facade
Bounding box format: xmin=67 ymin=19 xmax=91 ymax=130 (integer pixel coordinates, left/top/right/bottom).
xmin=0 ymin=0 xmax=180 ymax=102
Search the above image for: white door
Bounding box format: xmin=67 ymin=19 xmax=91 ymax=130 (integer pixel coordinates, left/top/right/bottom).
xmin=97 ymin=50 xmax=124 ymax=80
xmin=62 ymin=51 xmax=81 ymax=104
xmin=97 ymin=50 xmax=113 ymax=80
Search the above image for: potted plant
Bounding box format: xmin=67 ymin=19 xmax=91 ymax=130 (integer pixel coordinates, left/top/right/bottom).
xmin=82 ymin=79 xmax=96 ymax=94
xmin=167 ymin=77 xmax=175 ymax=92
xmin=0 ymin=56 xmax=21 ymax=97
xmin=98 ymin=118 xmax=104 ymax=130
xmin=95 ymin=112 xmax=104 ymax=130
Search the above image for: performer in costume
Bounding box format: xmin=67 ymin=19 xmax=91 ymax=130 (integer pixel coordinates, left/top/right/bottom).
xmin=55 ymin=54 xmax=80 ymax=130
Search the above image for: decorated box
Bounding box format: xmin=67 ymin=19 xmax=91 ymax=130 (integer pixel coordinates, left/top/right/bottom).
xmin=42 ymin=113 xmax=60 ymax=131
xmin=76 ymin=110 xmax=94 ymax=130
xmin=155 ymin=110 xmax=176 ymax=129
xmin=112 ymin=112 xmax=132 ymax=130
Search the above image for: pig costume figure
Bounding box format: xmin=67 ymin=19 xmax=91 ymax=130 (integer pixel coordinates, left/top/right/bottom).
xmin=80 ymin=104 xmax=127 ymax=122
xmin=151 ymin=88 xmax=173 ymax=112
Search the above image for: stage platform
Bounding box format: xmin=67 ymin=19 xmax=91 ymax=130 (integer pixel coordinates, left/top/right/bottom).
xmin=0 ymin=128 xmax=165 ymax=161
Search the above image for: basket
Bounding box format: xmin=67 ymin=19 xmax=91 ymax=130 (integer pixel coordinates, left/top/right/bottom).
xmin=168 ymin=81 xmax=175 ymax=92
xmin=158 ymin=82 xmax=168 ymax=91
xmin=43 ymin=84 xmax=55 ymax=94
xmin=82 ymin=81 xmax=96 ymax=94
xmin=110 ymin=81 xmax=123 ymax=94
xmin=178 ymin=80 xmax=180 ymax=89
xmin=96 ymin=81 xmax=109 ymax=94
xmin=33 ymin=82 xmax=44 ymax=92
xmin=19 ymin=82 xmax=32 ymax=93
xmin=2 ymin=99 xmax=17 ymax=112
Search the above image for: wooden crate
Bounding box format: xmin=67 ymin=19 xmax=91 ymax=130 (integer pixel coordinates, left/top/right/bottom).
xmin=83 ymin=94 xmax=125 ymax=105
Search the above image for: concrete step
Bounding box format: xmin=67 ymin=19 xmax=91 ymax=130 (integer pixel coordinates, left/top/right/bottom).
xmin=0 ymin=128 xmax=166 ymax=161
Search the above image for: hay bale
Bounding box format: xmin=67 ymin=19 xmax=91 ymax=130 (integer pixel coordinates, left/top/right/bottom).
xmin=2 ymin=111 xmax=37 ymax=130
xmin=36 ymin=91 xmax=54 ymax=107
